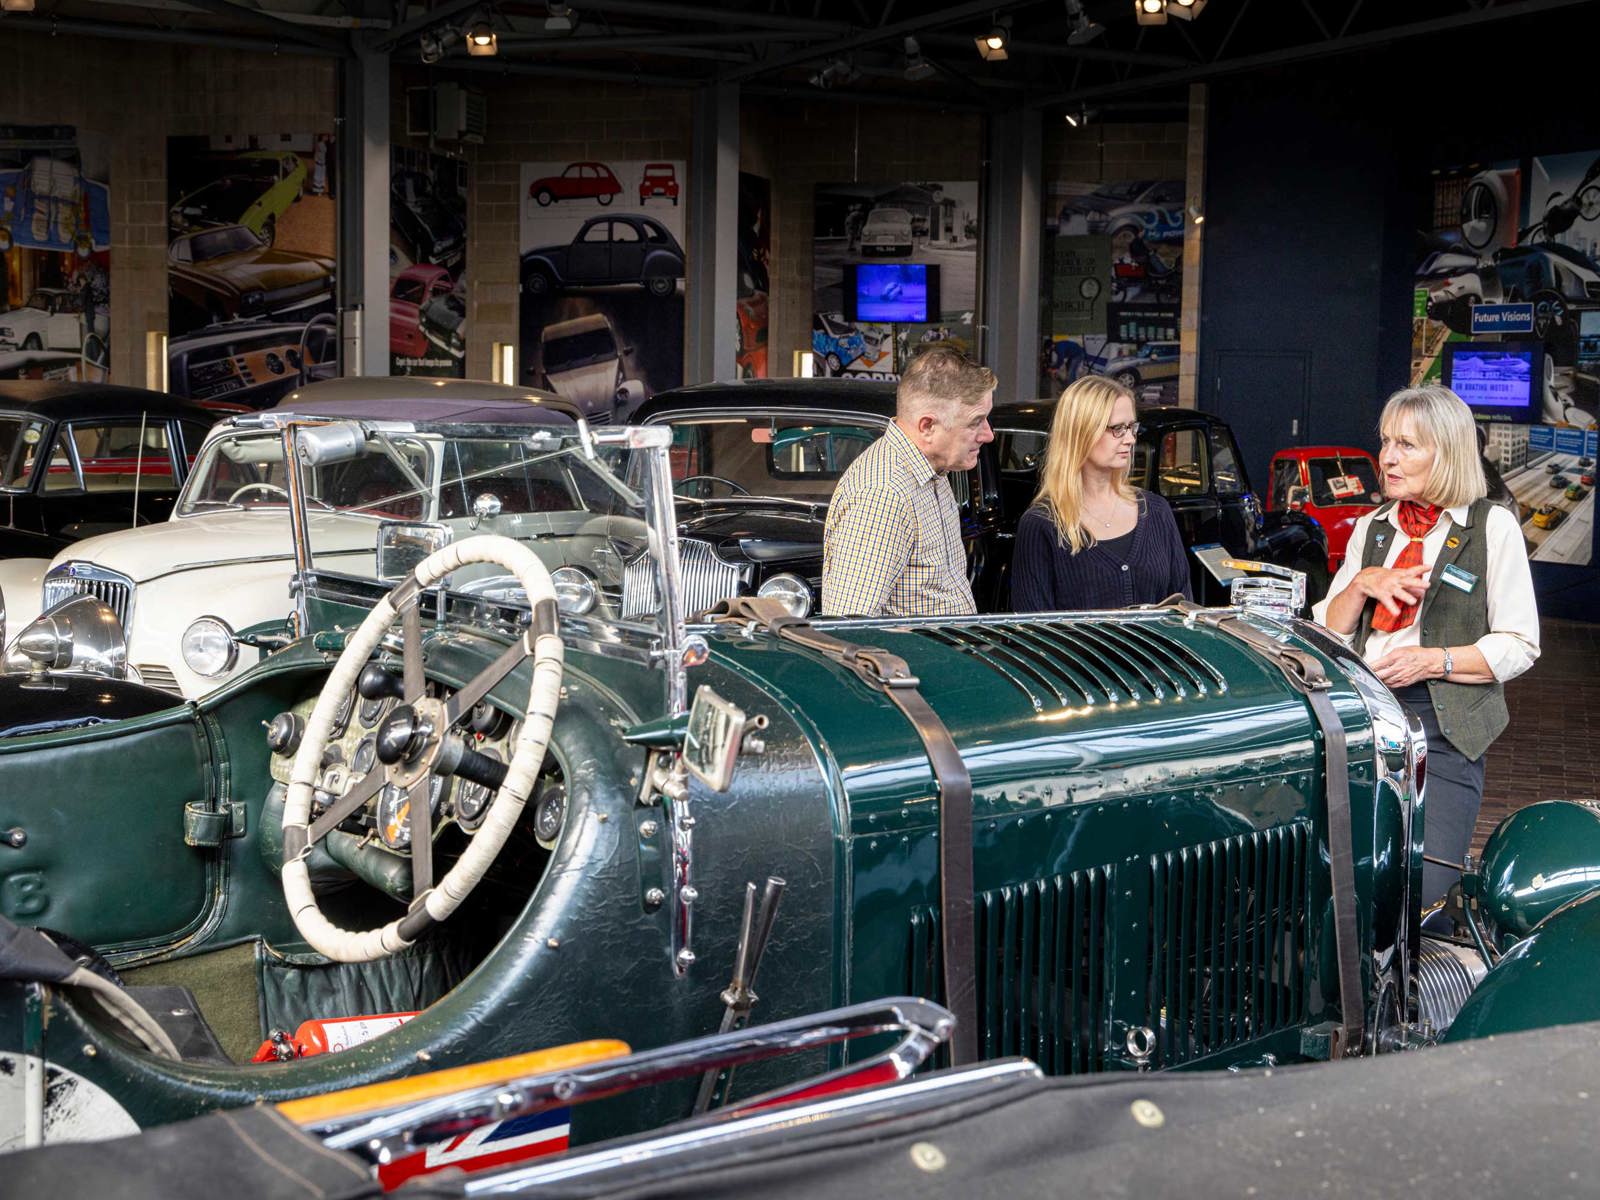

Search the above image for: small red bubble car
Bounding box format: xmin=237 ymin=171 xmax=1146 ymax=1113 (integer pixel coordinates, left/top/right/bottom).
xmin=1267 ymin=445 xmax=1382 ymax=573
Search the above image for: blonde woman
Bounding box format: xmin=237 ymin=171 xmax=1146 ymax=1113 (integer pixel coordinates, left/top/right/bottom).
xmin=1314 ymin=385 xmax=1538 ymax=909
xmin=1011 ymin=376 xmax=1190 ymax=611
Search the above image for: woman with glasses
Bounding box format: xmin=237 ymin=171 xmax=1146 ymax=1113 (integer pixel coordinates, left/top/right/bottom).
xmin=1313 ymin=385 xmax=1538 ymax=910
xmin=1011 ymin=375 xmax=1190 ymax=611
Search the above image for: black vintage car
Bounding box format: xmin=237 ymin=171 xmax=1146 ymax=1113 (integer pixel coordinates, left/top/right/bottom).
xmin=629 ymin=379 xmax=1007 ymax=616
xmin=390 ymin=168 xmax=466 ymax=270
xmin=521 ymin=215 xmax=686 ymax=299
xmin=0 ymin=381 xmax=225 ymax=558
xmin=991 ymin=401 xmax=1331 ymax=606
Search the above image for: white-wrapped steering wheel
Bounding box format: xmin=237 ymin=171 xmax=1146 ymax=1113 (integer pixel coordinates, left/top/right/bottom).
xmin=281 ymin=535 xmax=565 ymax=962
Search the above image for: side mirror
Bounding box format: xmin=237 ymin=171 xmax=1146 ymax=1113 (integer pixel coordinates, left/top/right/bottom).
xmin=683 ymin=685 xmax=767 ymax=793
xmin=1287 ymin=484 xmax=1311 ymax=510
xmin=376 ymin=521 xmax=452 ymax=582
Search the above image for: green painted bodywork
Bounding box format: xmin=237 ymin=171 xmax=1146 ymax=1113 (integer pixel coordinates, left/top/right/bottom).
xmin=1470 ymin=801 xmax=1600 ymax=941
xmin=0 ymin=574 xmax=1494 ymax=1142
xmin=1445 ymin=891 xmax=1600 ymax=1043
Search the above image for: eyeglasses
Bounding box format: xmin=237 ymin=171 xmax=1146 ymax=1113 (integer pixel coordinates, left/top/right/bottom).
xmin=1104 ymin=421 xmax=1141 ymax=439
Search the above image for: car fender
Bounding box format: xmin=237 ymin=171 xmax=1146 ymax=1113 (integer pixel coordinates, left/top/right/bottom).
xmin=123 ymin=550 xmax=373 ymax=698
xmin=0 ymin=558 xmax=50 ymax=637
xmin=1445 ymin=891 xmax=1600 ymax=1043
xmin=520 ymin=251 xmax=565 ymax=285
xmin=641 ymin=248 xmax=684 ymax=279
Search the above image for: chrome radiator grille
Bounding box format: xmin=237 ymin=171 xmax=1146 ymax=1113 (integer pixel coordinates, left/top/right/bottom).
xmin=909 ymin=866 xmax=1111 ymax=1074
xmin=621 ymin=539 xmax=748 ymax=620
xmin=1145 ymin=822 xmax=1311 ymax=1067
xmin=42 ymin=563 xmax=134 ymax=630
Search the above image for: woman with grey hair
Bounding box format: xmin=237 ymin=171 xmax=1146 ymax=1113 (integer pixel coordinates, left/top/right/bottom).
xmin=1314 ymin=385 xmax=1539 ymax=911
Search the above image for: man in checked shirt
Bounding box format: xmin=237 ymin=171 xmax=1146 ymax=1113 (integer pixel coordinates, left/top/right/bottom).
xmin=821 ymin=344 xmax=996 ymax=616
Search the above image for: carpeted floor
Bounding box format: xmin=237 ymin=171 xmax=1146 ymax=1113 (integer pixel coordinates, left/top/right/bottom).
xmin=1476 ymin=617 xmax=1600 ymax=853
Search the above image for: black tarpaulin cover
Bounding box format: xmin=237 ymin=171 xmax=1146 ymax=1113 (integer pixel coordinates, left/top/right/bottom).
xmin=7 ymin=1019 xmax=1599 ymax=1199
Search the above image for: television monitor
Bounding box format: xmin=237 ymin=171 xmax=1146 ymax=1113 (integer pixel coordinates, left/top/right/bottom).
xmin=1579 ymin=310 xmax=1600 ymax=369
xmin=843 ymin=263 xmax=940 ymax=324
xmin=1442 ymin=340 xmax=1543 ymax=423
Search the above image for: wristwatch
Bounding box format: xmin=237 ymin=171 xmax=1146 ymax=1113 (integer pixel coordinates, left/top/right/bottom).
xmin=1441 ymin=647 xmax=1454 ymax=680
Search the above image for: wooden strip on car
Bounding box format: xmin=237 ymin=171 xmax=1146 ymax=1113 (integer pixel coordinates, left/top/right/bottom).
xmin=275 ymin=1039 xmax=631 ymax=1126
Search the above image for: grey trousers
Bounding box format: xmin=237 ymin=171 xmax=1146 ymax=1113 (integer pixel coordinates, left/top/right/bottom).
xmin=1394 ymin=684 xmax=1487 ymax=908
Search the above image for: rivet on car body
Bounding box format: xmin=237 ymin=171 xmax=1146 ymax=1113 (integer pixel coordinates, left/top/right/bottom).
xmin=547 ymin=937 xmax=560 ymax=949
xmin=909 ymin=1142 xmax=947 ymax=1172
xmin=644 ymin=887 xmax=665 ymax=909
xmin=676 ymin=948 xmax=696 ymax=967
xmin=681 ymin=886 xmax=698 ymax=905
xmin=1130 ymin=1099 xmax=1164 ymax=1128
xmin=640 ymin=820 xmax=659 ymax=839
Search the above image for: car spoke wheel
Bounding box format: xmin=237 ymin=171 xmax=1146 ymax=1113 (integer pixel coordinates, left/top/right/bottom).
xmin=280 ymin=535 xmax=564 ymax=963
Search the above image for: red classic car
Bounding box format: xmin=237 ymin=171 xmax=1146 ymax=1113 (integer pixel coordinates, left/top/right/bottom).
xmin=639 ymin=162 xmax=680 ymax=206
xmin=527 ymin=162 xmax=623 ymax=207
xmin=1267 ymin=445 xmax=1382 ymax=572
xmin=389 ymin=264 xmax=453 ymax=358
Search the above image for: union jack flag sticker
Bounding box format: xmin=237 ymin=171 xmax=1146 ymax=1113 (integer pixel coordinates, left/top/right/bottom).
xmin=376 ymin=1107 xmax=571 ymax=1190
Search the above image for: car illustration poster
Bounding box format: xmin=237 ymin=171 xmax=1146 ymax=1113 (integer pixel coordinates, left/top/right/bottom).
xmin=812 ymin=181 xmax=978 ymax=380
xmin=0 ymin=126 xmax=111 ymax=383
xmin=518 ymin=159 xmax=686 ymax=420
xmin=736 ymin=172 xmax=770 ymax=379
xmin=1481 ymin=422 xmax=1597 ymax=567
xmin=166 ymin=134 xmax=338 ymax=410
xmin=391 ymin=147 xmax=467 ymax=377
xmin=1412 ymin=152 xmax=1600 ymax=430
xmin=1042 ymin=180 xmax=1184 ymax=403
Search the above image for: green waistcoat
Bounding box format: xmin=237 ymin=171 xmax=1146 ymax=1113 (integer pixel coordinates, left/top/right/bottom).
xmin=1353 ymin=497 xmax=1505 ymax=761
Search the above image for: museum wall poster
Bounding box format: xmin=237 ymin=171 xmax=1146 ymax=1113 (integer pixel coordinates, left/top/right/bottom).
xmin=1041 ymin=179 xmax=1185 ymax=405
xmin=518 ymin=159 xmax=686 ymax=420
xmin=737 ymin=171 xmax=770 ymax=379
xmin=390 ymin=147 xmax=468 ymax=377
xmin=0 ymin=125 xmax=111 ymax=383
xmin=811 ymin=181 xmax=979 ymax=382
xmin=166 ymin=133 xmax=338 ymax=409
xmin=1412 ymin=149 xmax=1600 ymax=573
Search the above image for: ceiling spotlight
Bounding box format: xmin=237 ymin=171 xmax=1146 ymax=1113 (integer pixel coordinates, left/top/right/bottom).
xmin=1169 ymin=0 xmax=1207 ymax=16
xmin=1188 ymin=203 xmax=1205 ymax=224
xmin=1064 ymin=0 xmax=1104 ymax=44
xmin=808 ymin=56 xmax=859 ymax=89
xmin=545 ymin=2 xmax=576 ymax=32
xmin=465 ymin=19 xmax=497 ymax=55
xmin=0 ymin=0 xmax=37 ymax=12
xmin=975 ymin=17 xmax=1010 ymax=61
xmin=1135 ymin=0 xmax=1167 ymax=25
xmin=903 ymin=35 xmax=936 ymax=81
xmin=1064 ymin=105 xmax=1098 ymax=127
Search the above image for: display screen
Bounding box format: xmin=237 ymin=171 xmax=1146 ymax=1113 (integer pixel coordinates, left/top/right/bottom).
xmin=1579 ymin=310 xmax=1600 ymax=368
xmin=846 ymin=263 xmax=939 ymax=323
xmin=1443 ymin=341 xmax=1542 ymax=422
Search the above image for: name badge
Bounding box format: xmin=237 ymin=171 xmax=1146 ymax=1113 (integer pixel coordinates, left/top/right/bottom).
xmin=1441 ymin=563 xmax=1478 ymax=593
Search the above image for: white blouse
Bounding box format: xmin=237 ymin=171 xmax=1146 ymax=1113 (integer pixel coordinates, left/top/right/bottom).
xmin=1311 ymin=502 xmax=1540 ymax=683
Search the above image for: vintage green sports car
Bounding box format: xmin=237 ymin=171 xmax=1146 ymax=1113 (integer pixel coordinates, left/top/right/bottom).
xmin=0 ymin=382 xmax=1597 ymax=1154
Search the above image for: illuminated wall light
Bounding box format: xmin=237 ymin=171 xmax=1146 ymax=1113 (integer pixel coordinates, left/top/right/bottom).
xmin=493 ymin=340 xmax=517 ymax=384
xmin=794 ymin=349 xmax=815 ymax=378
xmin=145 ymin=331 xmax=168 ymax=392
xmin=0 ymin=0 xmax=37 ymax=12
xmin=465 ymin=21 xmax=497 ymax=55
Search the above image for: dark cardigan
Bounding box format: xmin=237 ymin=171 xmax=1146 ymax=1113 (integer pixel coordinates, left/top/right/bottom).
xmin=1011 ymin=490 xmax=1192 ymax=611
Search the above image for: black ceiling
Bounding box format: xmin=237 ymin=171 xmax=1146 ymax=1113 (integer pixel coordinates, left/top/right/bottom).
xmin=5 ymin=0 xmax=1597 ymax=116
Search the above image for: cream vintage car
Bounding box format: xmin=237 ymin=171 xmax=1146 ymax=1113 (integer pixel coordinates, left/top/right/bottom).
xmin=25 ymin=378 xmax=637 ymax=698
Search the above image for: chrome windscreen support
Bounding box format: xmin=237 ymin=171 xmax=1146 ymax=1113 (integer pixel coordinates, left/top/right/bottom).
xmin=639 ymin=748 xmax=696 ymax=975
